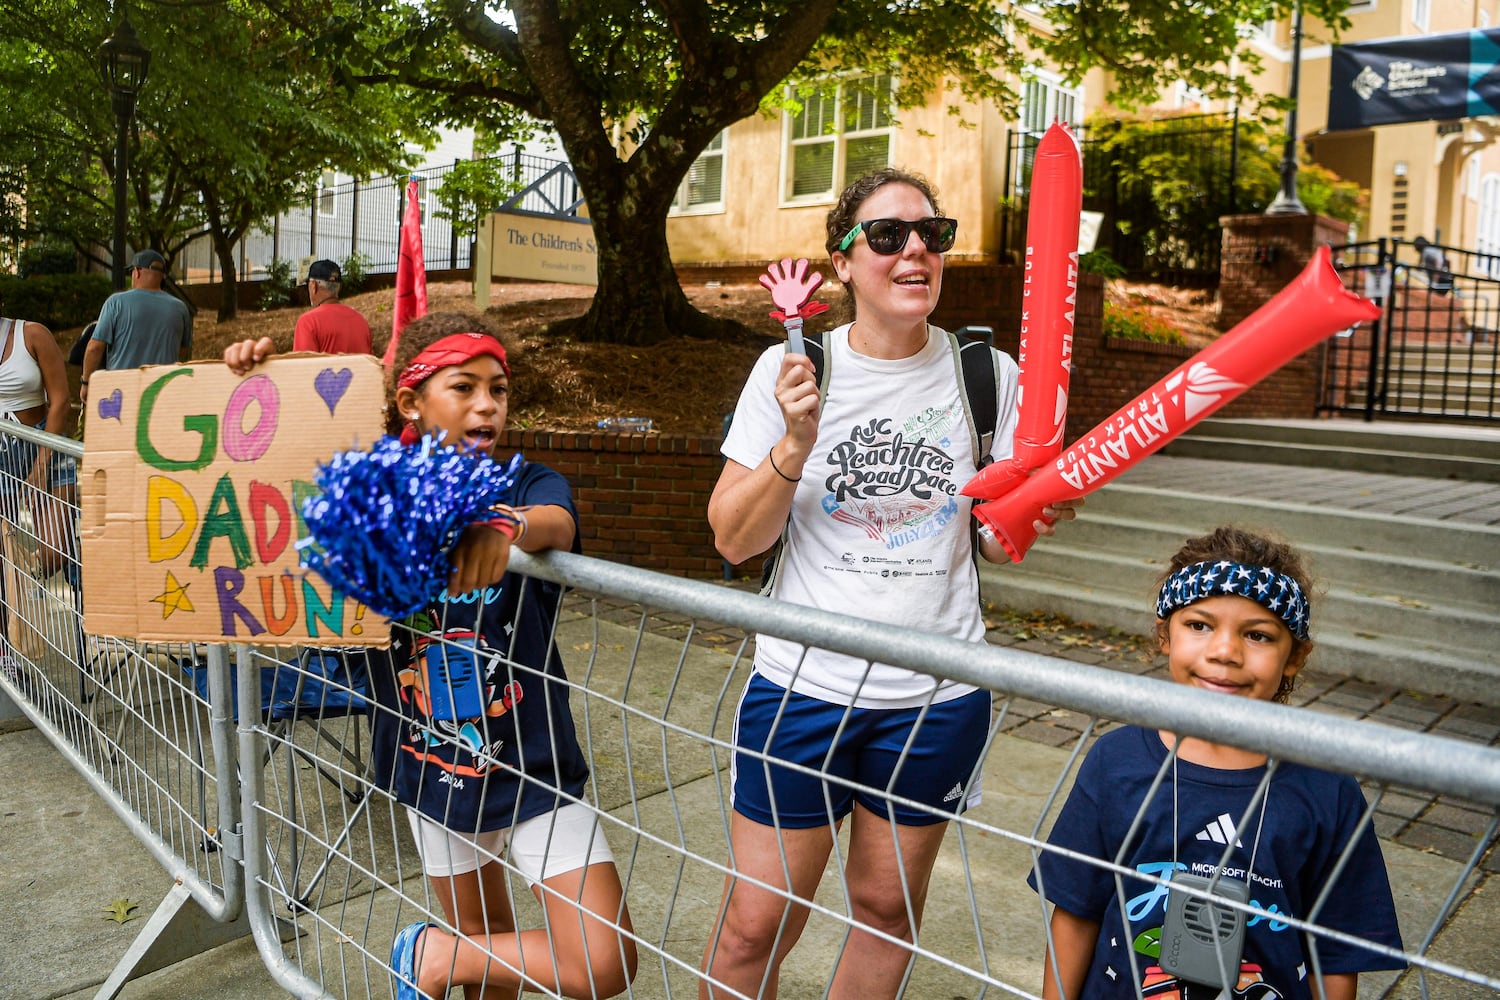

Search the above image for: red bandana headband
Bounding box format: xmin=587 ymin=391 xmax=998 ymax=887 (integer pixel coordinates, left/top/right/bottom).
xmin=397 ymin=333 xmax=510 ymax=390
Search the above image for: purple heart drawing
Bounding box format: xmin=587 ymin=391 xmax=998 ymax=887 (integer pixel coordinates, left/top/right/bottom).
xmin=98 ymin=388 xmax=124 ymax=421
xmin=314 ymin=367 xmax=354 ymax=416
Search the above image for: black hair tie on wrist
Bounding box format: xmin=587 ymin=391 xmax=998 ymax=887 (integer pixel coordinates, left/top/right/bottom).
xmin=769 ymin=450 xmax=800 ymax=483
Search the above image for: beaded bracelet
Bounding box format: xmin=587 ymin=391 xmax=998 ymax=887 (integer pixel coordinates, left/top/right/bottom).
xmin=482 ymin=504 xmax=528 ymax=545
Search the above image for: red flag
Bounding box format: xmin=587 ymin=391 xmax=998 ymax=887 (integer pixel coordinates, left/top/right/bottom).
xmin=385 ymin=177 xmax=428 ymax=366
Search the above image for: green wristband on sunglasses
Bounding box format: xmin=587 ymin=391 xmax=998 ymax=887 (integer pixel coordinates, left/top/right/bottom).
xmin=838 ymin=217 xmax=957 ymax=255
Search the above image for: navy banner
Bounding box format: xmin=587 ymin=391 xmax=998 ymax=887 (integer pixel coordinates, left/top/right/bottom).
xmin=1329 ymin=28 xmax=1500 ymax=130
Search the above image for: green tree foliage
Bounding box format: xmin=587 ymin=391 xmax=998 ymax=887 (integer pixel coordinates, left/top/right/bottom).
xmin=1087 ymin=112 xmax=1366 ymax=276
xmin=1237 ymin=131 xmax=1369 ymax=225
xmin=277 ymin=0 xmax=1351 ymax=346
xmin=0 ymin=0 xmax=432 ymax=319
xmin=432 ymin=158 xmax=523 ymax=242
xmin=18 ymin=239 xmax=77 ymax=277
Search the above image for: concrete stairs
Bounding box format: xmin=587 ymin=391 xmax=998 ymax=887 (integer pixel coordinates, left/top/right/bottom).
xmin=1156 ymin=417 xmax=1500 ymax=481
xmin=980 ymin=420 xmax=1500 ymax=705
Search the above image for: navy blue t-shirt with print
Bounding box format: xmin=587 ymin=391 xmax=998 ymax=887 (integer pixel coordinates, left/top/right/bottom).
xmin=1028 ymin=725 xmax=1403 ymax=999
xmin=369 ymin=459 xmax=588 ymax=835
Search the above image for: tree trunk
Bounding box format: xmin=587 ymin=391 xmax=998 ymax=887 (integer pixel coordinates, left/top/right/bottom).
xmin=209 ymin=223 xmax=240 ymax=322
xmin=561 ymin=175 xmax=748 ymax=345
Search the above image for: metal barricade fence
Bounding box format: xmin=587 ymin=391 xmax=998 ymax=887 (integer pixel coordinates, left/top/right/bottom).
xmin=4 ymin=411 xmax=1497 ymax=998
xmin=0 ymin=421 xmax=245 ymax=997
xmin=232 ymin=548 xmax=1500 ymax=1000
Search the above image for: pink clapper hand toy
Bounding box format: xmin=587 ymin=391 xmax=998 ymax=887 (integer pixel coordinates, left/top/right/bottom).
xmin=760 ymin=257 xmax=828 ymax=355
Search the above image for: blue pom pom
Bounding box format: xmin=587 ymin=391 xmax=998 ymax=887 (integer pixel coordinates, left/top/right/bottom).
xmin=298 ymin=434 xmax=524 ymax=619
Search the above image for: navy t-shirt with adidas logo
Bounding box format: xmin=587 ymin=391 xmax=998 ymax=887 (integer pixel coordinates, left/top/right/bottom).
xmin=1028 ymin=725 xmax=1404 ymax=998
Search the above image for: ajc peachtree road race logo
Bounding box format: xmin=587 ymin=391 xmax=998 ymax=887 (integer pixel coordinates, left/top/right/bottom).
xmin=821 ymin=409 xmax=963 ymax=549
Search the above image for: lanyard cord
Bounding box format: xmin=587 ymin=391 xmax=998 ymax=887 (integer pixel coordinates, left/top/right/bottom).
xmin=1172 ymin=745 xmax=1273 ymax=885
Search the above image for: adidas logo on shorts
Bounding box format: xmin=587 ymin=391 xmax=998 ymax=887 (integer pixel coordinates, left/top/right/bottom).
xmin=942 ymin=783 xmax=964 ymax=803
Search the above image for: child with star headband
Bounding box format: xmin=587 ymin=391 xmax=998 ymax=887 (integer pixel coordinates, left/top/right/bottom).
xmin=224 ymin=315 xmax=636 ymax=1000
xmin=1028 ymin=526 xmax=1403 ymax=1000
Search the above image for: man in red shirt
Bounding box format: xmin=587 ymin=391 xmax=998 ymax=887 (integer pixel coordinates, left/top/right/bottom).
xmin=294 ymin=259 xmax=373 ymax=354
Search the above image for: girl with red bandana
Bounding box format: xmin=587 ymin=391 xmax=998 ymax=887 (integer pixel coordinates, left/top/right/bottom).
xmin=225 ymin=315 xmax=636 ymax=999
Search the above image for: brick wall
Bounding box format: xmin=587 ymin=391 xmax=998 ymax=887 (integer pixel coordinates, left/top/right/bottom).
xmin=1218 ymin=213 xmax=1352 ymax=330
xmin=499 ymin=428 xmax=748 ymax=578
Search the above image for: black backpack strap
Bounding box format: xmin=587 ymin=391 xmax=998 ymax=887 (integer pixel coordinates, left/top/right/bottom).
xmin=803 ymin=330 xmax=829 ymax=398
xmin=760 ymin=331 xmax=831 ymax=596
xmin=949 ymin=328 xmax=1000 ymax=469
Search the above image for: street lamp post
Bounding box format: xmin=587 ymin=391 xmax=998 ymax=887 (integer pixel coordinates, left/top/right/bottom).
xmin=1266 ymin=2 xmax=1308 ymax=216
xmin=98 ymin=18 xmax=151 ymax=290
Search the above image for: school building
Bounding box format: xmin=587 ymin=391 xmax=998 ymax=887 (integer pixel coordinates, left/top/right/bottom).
xmin=663 ymin=0 xmax=1500 ymax=266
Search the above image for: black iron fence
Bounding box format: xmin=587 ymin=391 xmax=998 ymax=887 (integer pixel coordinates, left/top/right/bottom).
xmin=1002 ymin=112 xmax=1242 ymax=286
xmin=1326 ymin=238 xmax=1500 ymax=423
xmin=176 ymin=148 xmax=571 ymax=284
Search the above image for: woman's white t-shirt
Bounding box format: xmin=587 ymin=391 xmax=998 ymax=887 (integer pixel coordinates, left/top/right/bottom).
xmin=722 ymin=323 xmax=1020 ymax=709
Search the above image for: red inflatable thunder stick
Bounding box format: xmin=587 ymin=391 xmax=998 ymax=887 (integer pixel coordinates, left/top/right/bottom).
xmin=988 ymin=122 xmax=1083 ymax=498
xmin=964 ymin=245 xmax=1381 ymax=562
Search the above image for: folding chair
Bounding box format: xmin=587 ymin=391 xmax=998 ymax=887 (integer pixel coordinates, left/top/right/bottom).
xmin=187 ymin=646 xmax=375 ymax=909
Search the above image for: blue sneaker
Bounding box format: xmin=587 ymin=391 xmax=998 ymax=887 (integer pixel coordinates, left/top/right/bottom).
xmin=391 ymin=921 xmax=436 ymax=1000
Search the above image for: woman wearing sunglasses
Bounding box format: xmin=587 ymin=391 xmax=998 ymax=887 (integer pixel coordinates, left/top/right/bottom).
xmin=703 ymin=168 xmax=1076 ymax=998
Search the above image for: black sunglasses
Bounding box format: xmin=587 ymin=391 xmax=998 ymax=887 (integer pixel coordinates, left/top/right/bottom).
xmin=838 ymin=216 xmax=957 ymax=255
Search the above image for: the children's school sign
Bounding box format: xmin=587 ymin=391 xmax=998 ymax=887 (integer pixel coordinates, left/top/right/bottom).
xmin=81 ymin=355 xmax=390 ymax=645
xmin=475 ymin=211 xmax=598 ymax=290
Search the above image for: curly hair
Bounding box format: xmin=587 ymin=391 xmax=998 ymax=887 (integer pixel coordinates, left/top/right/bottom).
xmin=823 ymin=167 xmax=943 ymax=258
xmin=1155 ymin=525 xmax=1316 ymax=703
xmin=383 ymin=311 xmax=512 ymax=436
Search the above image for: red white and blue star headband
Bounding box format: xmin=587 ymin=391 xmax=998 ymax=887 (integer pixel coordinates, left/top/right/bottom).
xmin=1156 ymin=560 xmax=1311 ymax=641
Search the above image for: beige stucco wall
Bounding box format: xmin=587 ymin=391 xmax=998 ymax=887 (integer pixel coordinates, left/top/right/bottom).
xmin=665 ymin=89 xmax=1010 ymax=266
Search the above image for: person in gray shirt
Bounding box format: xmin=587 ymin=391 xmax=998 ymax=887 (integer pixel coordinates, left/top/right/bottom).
xmin=81 ymin=248 xmax=193 ymax=404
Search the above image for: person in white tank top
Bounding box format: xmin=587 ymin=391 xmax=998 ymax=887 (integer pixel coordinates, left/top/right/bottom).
xmin=0 ymin=299 xmax=77 ymax=659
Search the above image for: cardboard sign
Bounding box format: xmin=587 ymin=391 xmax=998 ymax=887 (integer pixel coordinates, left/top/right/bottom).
xmin=81 ymin=355 xmax=390 ymax=646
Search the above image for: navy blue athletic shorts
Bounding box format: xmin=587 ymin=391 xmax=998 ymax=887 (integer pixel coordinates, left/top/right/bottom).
xmin=730 ymin=671 xmax=991 ymax=829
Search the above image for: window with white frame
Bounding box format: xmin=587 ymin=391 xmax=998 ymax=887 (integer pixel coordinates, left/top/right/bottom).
xmin=1014 ymin=73 xmax=1084 ymax=200
xmin=1478 ymin=174 xmax=1500 ymax=275
xmin=1174 ymin=81 xmax=1207 ymax=109
xmin=672 ymin=131 xmax=726 ymax=213
xmin=1413 ymin=0 xmax=1430 ymax=30
xmin=1019 ymin=71 xmax=1082 ymax=136
xmin=318 ymin=170 xmax=337 ymax=218
xmin=784 ymin=74 xmax=894 ymax=201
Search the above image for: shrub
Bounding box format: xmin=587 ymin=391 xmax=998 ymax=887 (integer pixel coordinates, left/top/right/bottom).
xmin=18 ymin=239 xmax=78 ymax=277
xmin=1103 ymin=301 xmax=1187 ymax=345
xmin=259 ymin=258 xmax=295 ymax=311
xmin=1079 ymin=248 xmax=1126 ymax=279
xmin=0 ymin=273 xmax=112 ymax=329
xmin=339 ymin=251 xmax=371 ymax=295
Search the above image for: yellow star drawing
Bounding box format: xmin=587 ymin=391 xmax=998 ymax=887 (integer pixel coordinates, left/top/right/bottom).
xmin=151 ymin=571 xmax=195 ymax=619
